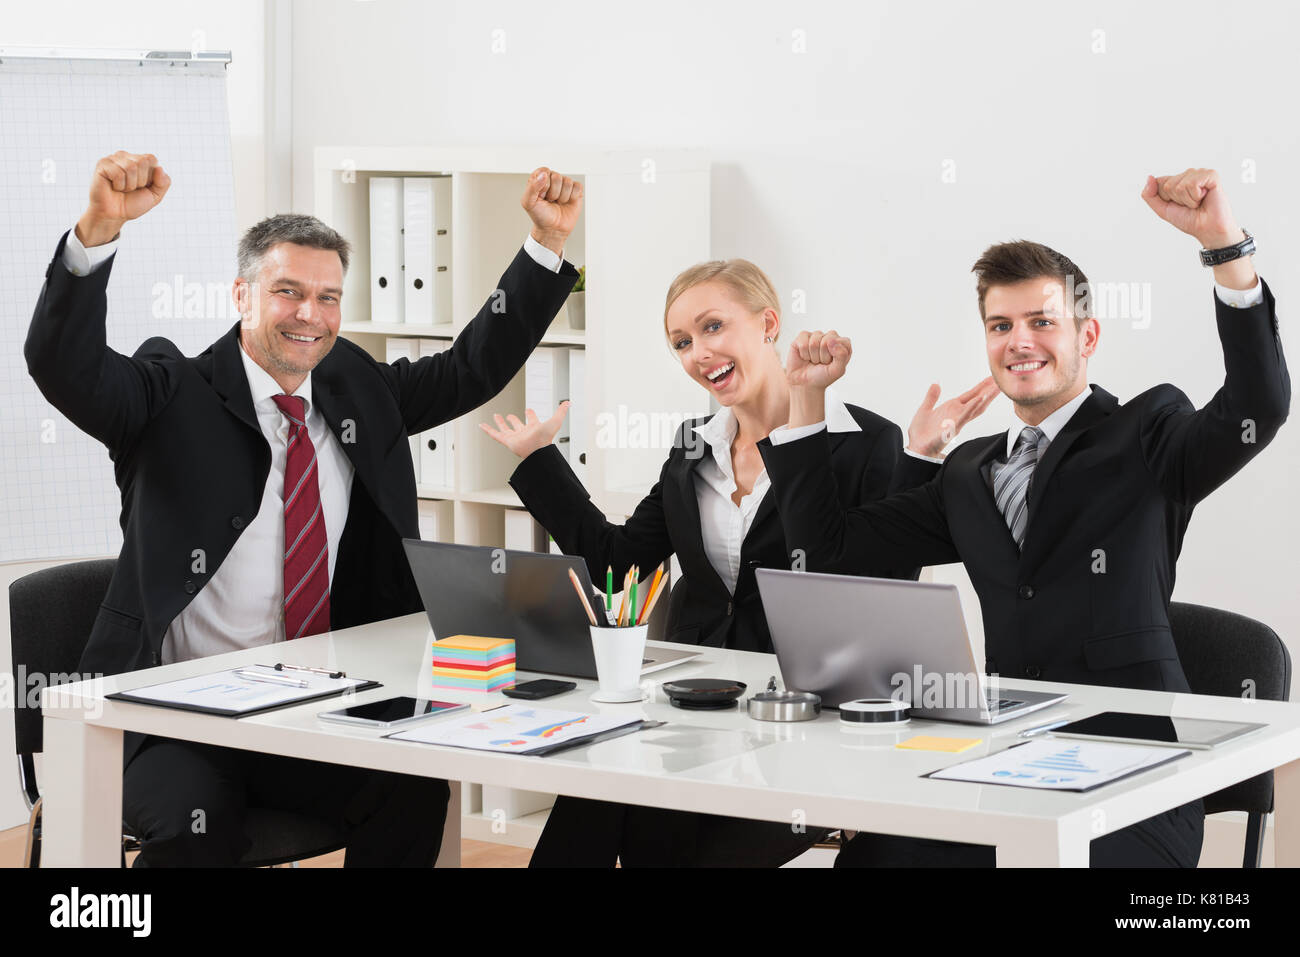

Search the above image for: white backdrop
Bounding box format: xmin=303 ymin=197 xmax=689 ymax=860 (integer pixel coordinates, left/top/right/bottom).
xmin=289 ymin=0 xmax=1299 ymax=663
xmin=1 ymin=0 xmax=1296 ymax=836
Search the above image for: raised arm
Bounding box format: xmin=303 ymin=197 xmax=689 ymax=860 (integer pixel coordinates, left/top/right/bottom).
xmin=385 ymin=168 xmax=583 ymax=434
xmin=1137 ymin=168 xmax=1289 ymax=502
xmin=24 ymin=152 xmax=178 ymax=452
xmin=762 ymin=329 xmax=961 ymax=574
xmin=486 ymin=404 xmax=674 ymax=590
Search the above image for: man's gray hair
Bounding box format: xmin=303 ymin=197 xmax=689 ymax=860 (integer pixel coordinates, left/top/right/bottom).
xmin=237 ymin=213 xmax=351 ymax=281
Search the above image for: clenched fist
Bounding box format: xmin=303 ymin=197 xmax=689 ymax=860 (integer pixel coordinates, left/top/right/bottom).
xmin=1141 ymin=168 xmax=1241 ymax=250
xmin=1141 ymin=167 xmax=1257 ymax=289
xmin=76 ymin=151 xmax=171 ymax=248
xmin=521 ymin=167 xmax=583 ymax=256
xmin=786 ymin=330 xmax=852 ymax=391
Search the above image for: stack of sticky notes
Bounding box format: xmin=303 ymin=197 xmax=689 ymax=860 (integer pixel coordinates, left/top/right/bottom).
xmin=431 ymin=635 xmax=516 ymax=692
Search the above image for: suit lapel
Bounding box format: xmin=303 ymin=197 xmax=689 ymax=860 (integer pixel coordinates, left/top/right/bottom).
xmin=209 ymin=323 xmax=261 ymax=435
xmin=669 ymin=429 xmax=732 ymax=601
xmin=960 ymin=432 xmax=1022 ymax=563
xmin=1024 ymin=386 xmax=1118 ymax=529
xmin=310 ymin=353 xmax=380 ymax=499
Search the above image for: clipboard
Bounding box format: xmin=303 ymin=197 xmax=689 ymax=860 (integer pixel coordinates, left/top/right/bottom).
xmin=107 ymin=663 xmax=382 ymax=718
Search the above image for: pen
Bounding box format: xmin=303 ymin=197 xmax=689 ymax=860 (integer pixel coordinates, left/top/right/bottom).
xmin=1019 ymin=719 xmax=1070 ymax=738
xmin=234 ymin=669 xmax=307 ymax=688
xmin=606 ymin=566 xmax=613 ymax=613
xmin=272 ymin=662 xmax=346 ymax=679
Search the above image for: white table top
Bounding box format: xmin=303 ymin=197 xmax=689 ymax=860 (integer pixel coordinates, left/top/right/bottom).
xmin=43 ymin=612 xmax=1300 ymax=849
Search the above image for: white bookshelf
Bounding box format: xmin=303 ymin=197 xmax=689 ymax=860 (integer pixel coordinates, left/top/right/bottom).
xmin=315 ymin=146 xmax=711 ymax=525
xmin=314 ymin=146 xmax=710 ymax=848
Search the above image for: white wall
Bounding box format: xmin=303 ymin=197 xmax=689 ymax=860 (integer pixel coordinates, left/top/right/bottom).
xmin=3 ymin=0 xmax=1296 ymax=839
xmin=290 ymin=0 xmax=1300 ymax=665
xmin=0 ymin=0 xmax=271 ymax=830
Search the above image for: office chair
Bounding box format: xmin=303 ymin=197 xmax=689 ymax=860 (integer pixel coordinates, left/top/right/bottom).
xmin=10 ymin=559 xmax=347 ymax=868
xmin=1168 ymin=601 xmax=1292 ymax=868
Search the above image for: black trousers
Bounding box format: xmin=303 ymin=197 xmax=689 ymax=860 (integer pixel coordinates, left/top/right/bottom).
xmin=529 ymin=796 xmax=828 ymax=867
xmin=122 ymin=735 xmax=449 ymax=867
xmin=836 ymin=798 xmax=1205 ymax=867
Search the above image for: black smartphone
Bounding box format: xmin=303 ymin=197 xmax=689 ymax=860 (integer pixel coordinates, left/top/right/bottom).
xmin=502 ymin=679 xmax=577 ymax=700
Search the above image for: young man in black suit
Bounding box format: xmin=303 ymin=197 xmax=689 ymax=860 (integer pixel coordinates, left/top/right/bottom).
xmin=25 ymin=151 xmax=583 ymax=866
xmin=759 ymin=168 xmax=1289 ymax=867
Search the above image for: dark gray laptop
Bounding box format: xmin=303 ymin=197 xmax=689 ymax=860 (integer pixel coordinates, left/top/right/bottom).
xmin=755 ymin=569 xmax=1066 ymax=724
xmin=402 ymin=539 xmax=700 ymax=680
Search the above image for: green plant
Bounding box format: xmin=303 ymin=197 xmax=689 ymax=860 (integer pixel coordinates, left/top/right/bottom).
xmin=572 ymin=265 xmax=586 ymax=292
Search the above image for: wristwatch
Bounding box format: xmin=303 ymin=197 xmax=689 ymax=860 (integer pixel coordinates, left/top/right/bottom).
xmin=1200 ymin=229 xmax=1255 ymax=267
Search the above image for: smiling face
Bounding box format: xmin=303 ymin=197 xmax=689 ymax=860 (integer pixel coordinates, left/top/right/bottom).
xmin=235 ymin=242 xmax=344 ymax=390
xmin=665 ymin=280 xmax=780 ymax=406
xmin=983 ymin=276 xmax=1099 ymax=422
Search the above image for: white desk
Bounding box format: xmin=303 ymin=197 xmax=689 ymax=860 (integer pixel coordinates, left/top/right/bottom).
xmin=41 ymin=612 xmax=1300 ymax=867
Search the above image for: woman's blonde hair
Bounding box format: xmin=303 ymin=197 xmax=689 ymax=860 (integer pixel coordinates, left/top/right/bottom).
xmin=663 ymin=259 xmax=780 ymax=341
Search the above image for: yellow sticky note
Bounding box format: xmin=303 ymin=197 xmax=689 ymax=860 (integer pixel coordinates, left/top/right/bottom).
xmin=896 ymin=735 xmax=982 ymax=753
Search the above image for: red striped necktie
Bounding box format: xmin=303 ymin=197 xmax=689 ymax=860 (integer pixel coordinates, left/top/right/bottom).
xmin=272 ymin=394 xmax=330 ymax=640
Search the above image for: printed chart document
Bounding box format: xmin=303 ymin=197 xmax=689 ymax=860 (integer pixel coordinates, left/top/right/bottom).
xmin=108 ymin=664 xmax=378 ymax=717
xmin=927 ymin=738 xmax=1191 ymax=791
xmin=387 ymin=704 xmax=646 ymax=756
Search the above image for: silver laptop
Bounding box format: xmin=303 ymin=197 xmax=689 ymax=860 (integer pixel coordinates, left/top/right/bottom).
xmin=755 ymin=569 xmax=1067 ymax=724
xmin=403 ymin=539 xmax=700 ymax=679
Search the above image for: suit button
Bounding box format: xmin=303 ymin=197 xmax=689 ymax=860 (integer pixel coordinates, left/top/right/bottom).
xmin=231 ymin=516 xmax=245 ymax=530
xmin=183 ymin=580 xmax=196 ymax=595
xmin=1025 ymin=664 xmax=1042 ymax=679
xmin=1018 ymin=584 xmax=1035 ymax=600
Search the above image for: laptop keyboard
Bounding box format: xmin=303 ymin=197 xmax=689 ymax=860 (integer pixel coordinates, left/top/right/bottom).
xmin=987 ymin=693 xmax=1025 ymax=712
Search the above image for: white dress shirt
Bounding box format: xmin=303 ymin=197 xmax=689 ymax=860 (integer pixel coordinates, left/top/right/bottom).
xmin=1001 ymin=385 xmax=1092 ymax=459
xmin=63 ymin=225 xmax=564 ymax=662
xmin=159 ymin=347 xmax=356 ymax=663
xmin=693 ymin=388 xmax=860 ymax=594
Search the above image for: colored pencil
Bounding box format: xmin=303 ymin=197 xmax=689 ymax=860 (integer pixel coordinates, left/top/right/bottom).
xmin=638 ymin=567 xmax=669 ymax=624
xmin=567 ymin=568 xmax=598 ymax=625
xmin=637 ymin=566 xmax=665 ymax=625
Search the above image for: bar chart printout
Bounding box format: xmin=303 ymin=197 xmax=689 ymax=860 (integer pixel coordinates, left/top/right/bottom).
xmin=928 ymin=739 xmax=1190 ymax=791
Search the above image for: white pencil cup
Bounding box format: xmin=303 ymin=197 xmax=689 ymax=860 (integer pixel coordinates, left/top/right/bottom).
xmin=589 ymin=624 xmax=647 ymax=703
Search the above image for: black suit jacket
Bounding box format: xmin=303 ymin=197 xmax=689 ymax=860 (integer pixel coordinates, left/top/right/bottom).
xmin=25 ymin=233 xmax=576 ymax=761
xmin=508 ymin=407 xmax=939 ymax=653
xmin=760 ymin=285 xmax=1289 ymax=692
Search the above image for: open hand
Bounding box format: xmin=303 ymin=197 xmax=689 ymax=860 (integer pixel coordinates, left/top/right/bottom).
xmin=522 ymin=168 xmax=583 ymax=256
xmin=906 ymin=376 xmax=999 ymax=458
xmin=479 ymin=402 xmax=570 ymax=459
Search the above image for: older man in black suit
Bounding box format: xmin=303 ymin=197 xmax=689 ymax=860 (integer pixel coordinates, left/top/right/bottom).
xmin=25 ymin=151 xmax=583 ymax=866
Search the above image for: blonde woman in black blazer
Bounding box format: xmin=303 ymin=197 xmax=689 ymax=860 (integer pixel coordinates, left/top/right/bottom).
xmin=482 ymin=259 xmax=995 ymax=867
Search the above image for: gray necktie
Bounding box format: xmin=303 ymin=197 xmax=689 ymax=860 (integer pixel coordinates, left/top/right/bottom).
xmin=992 ymin=426 xmax=1045 ymax=549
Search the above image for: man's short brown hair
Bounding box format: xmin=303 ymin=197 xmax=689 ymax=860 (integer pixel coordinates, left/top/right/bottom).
xmin=972 ymin=240 xmax=1091 ymax=326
